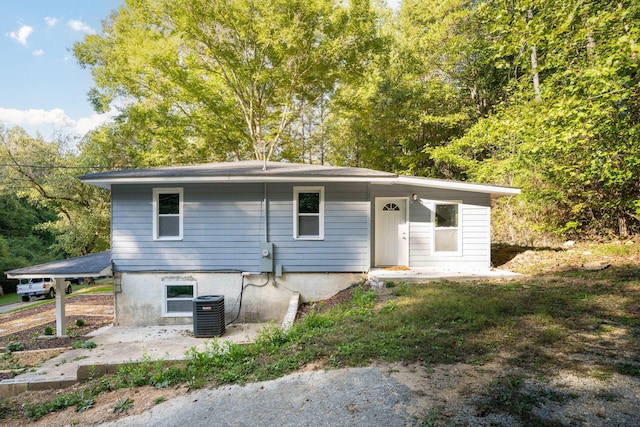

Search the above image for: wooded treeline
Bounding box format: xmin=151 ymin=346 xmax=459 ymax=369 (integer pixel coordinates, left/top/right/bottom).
xmin=1 ymin=0 xmax=638 ymax=266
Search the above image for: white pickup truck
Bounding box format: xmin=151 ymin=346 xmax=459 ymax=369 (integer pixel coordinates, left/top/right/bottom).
xmin=16 ymin=278 xmax=72 ymax=302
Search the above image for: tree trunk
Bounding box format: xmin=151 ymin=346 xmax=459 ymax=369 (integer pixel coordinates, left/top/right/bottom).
xmin=528 ymin=9 xmax=541 ymax=101
xmin=618 ymin=216 xmax=629 ymax=238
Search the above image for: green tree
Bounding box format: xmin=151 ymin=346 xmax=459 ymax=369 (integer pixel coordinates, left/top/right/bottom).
xmin=430 ymin=0 xmax=640 ymax=239
xmin=74 ymin=0 xmax=383 ymax=164
xmin=0 ymin=126 xmax=110 ymax=256
xmin=328 ymin=0 xmax=509 ymax=175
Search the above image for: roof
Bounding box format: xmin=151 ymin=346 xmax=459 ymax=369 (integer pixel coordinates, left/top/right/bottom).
xmin=80 ymin=160 xmax=520 ymax=198
xmin=5 ymin=251 xmax=112 ymax=279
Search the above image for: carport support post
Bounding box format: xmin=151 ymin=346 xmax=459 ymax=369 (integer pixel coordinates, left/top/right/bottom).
xmin=55 ymin=278 xmax=67 ymax=337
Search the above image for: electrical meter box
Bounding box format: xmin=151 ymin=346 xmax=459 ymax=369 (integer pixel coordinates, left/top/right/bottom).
xmin=260 ymin=242 xmax=274 ymax=273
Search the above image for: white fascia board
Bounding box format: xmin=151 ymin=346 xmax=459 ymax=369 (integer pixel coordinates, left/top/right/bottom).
xmin=7 ymin=265 xmax=113 ymax=280
xmin=82 ymin=176 xmax=397 ymax=189
xmin=395 ymin=176 xmax=521 ymax=197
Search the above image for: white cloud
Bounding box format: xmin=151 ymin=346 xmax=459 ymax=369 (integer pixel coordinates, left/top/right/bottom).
xmin=0 ymin=107 xmax=117 ymax=136
xmin=7 ymin=24 xmax=34 ymax=45
xmin=0 ymin=107 xmax=75 ymax=127
xmin=44 ymin=16 xmax=59 ymax=27
xmin=32 ymin=49 xmax=45 ymax=56
xmin=75 ymin=110 xmax=118 ymax=135
xmin=68 ymin=19 xmax=95 ymax=34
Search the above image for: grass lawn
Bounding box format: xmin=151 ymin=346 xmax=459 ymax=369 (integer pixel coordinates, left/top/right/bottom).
xmin=0 ymin=292 xmax=21 ymax=306
xmin=0 ymin=278 xmax=113 ymax=310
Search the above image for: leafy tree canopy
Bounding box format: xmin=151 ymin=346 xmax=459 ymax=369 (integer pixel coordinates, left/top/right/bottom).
xmin=74 ymin=0 xmax=384 ymax=165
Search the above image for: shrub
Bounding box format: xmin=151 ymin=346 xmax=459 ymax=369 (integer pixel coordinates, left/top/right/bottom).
xmin=5 ymin=341 xmax=24 ymax=352
xmin=43 ymin=326 xmax=54 ymax=336
xmin=75 ymin=318 xmax=87 ymax=327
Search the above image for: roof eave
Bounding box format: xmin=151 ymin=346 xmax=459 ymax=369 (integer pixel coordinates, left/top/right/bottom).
xmin=81 ymin=174 xmax=521 ymax=198
xmin=395 ymin=176 xmax=521 ymax=198
xmin=81 ymin=175 xmax=398 ymax=189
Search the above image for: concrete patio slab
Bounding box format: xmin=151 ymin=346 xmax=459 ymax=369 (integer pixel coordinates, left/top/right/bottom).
xmin=368 ymin=267 xmax=521 ymax=283
xmin=1 ymin=322 xmax=268 ymax=396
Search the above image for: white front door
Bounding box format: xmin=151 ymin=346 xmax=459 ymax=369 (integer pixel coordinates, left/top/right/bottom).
xmin=375 ymin=198 xmax=408 ymax=266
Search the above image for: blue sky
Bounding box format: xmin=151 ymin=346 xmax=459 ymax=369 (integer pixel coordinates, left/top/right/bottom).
xmin=1 ymin=0 xmax=400 ymax=142
xmin=0 ymin=0 xmax=123 ymax=140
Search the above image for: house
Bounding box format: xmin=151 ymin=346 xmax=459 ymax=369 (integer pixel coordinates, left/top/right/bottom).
xmin=79 ymin=161 xmax=520 ymax=326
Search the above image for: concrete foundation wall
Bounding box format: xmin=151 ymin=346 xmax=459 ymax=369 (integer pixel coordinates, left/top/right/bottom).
xmin=115 ymin=271 xmax=360 ymax=326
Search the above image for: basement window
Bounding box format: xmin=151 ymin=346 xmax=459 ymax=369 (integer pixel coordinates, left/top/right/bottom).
xmin=164 ymin=283 xmax=195 ymax=316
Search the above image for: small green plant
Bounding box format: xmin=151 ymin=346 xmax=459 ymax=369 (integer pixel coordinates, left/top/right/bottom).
xmin=299 ymin=310 xmax=334 ymax=330
xmin=72 ymin=341 xmax=97 ymax=349
xmin=378 ymin=300 xmax=397 ymax=314
xmin=75 ymin=395 xmax=95 ymax=413
xmin=43 ymin=326 xmax=54 ymax=336
xmin=616 ymin=363 xmax=640 ymax=377
xmin=351 ymin=285 xmax=376 ymax=309
xmin=153 ymin=396 xmax=167 ymax=405
xmin=112 ymin=397 xmax=134 ymax=414
xmin=391 ymin=281 xmax=413 ymax=296
xmin=589 ymin=369 xmax=613 ymax=381
xmin=5 ymin=341 xmax=25 ymax=352
xmin=75 ymin=318 xmax=87 ymax=327
xmin=484 ymin=374 xmax=534 ymax=416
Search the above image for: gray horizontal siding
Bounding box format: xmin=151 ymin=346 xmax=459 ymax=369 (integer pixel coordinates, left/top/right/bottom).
xmin=370 ymin=184 xmax=491 ymax=269
xmin=111 ymin=182 xmax=370 ymax=273
xmin=111 ymin=183 xmax=265 ymax=272
xmin=267 ymin=183 xmax=370 ymax=272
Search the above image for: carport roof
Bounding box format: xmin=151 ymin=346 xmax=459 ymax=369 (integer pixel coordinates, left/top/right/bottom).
xmin=5 ymin=251 xmax=112 ymax=279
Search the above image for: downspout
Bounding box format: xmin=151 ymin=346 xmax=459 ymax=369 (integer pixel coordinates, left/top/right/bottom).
xmin=264 ymin=182 xmax=269 ymax=243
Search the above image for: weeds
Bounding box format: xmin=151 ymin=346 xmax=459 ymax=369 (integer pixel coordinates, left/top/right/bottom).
xmin=23 ymin=386 xmax=105 ymax=420
xmin=5 ymin=341 xmax=24 ymax=352
xmin=153 ymin=396 xmax=167 ymax=405
xmin=72 ymin=340 xmax=97 ymax=350
xmin=112 ymin=397 xmax=134 ymax=414
xmin=0 ymin=352 xmax=25 ymax=371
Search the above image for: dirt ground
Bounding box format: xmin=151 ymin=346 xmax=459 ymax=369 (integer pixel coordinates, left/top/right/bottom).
xmin=0 ymin=294 xmax=114 ymax=379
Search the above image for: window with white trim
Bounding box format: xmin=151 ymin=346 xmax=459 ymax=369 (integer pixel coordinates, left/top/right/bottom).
xmin=434 ymin=203 xmax=460 ymax=253
xmin=294 ymin=186 xmax=324 ymax=239
xmin=164 ymin=283 xmax=195 ymax=316
xmin=153 ymin=188 xmax=183 ymax=240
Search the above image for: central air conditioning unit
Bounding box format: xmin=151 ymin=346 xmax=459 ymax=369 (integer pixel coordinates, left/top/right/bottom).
xmin=193 ymin=295 xmax=225 ymax=338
